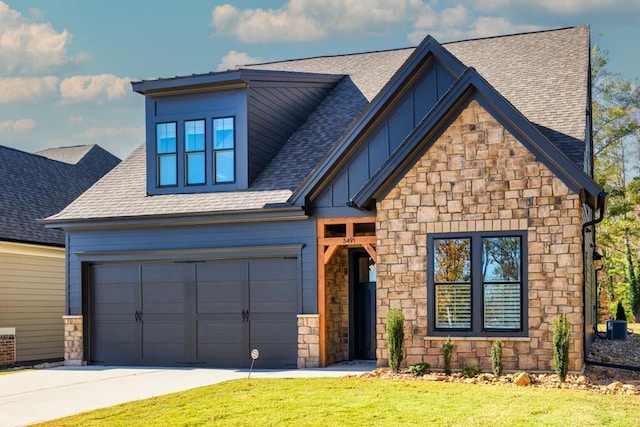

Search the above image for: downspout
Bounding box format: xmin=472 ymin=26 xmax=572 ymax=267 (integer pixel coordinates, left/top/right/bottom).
xmin=581 ymin=191 xmax=607 ymax=366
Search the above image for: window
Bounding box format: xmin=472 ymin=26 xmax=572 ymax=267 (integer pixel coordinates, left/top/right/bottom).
xmin=156 ymin=122 xmax=177 ymax=186
xmin=213 ymin=117 xmax=235 ymax=183
xmin=153 ymin=116 xmax=236 ymax=189
xmin=185 ymin=119 xmax=205 ymax=185
xmin=428 ymin=232 xmax=526 ymax=336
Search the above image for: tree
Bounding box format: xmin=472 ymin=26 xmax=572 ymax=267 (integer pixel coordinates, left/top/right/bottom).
xmin=593 ymin=46 xmax=640 ymax=321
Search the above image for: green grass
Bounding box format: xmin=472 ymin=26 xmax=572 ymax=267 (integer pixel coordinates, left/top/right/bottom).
xmin=34 ymin=378 xmax=639 ymax=427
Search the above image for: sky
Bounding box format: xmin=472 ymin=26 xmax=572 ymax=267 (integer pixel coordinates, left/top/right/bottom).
xmin=0 ymin=0 xmax=639 ymax=160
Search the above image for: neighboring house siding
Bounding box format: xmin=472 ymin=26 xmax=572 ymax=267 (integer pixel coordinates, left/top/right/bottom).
xmin=315 ymin=60 xmax=456 ymax=210
xmin=375 ymin=101 xmax=584 ymax=372
xmin=66 ymin=219 xmax=318 ymax=315
xmin=0 ymin=242 xmax=64 ymax=362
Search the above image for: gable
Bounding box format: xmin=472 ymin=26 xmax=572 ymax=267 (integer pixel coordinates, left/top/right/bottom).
xmin=300 ymin=37 xmax=466 ymax=210
xmin=351 ymin=69 xmax=603 ymax=210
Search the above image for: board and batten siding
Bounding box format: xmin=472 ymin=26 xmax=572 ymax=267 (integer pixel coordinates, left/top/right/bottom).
xmin=66 ymin=218 xmax=318 ymax=316
xmin=0 ymin=241 xmax=65 ymax=362
xmin=314 ymin=59 xmax=456 ymax=212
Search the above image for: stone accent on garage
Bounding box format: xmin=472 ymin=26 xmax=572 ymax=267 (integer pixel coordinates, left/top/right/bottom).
xmin=375 ymin=100 xmax=584 ymax=372
xmin=63 ymin=315 xmax=84 ymax=366
xmin=0 ymin=327 xmax=16 ymax=365
xmin=297 ymin=314 xmax=320 ymax=368
xmin=325 ymin=247 xmax=350 ymax=365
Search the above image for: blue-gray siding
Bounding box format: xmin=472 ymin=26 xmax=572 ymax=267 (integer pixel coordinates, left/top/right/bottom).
xmin=247 ymin=82 xmax=338 ymax=185
xmin=314 ymin=60 xmax=455 ymax=212
xmin=66 ymin=219 xmax=318 ymax=315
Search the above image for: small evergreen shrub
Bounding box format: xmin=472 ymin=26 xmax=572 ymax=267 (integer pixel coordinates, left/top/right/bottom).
xmin=615 ymin=301 xmax=627 ymax=321
xmin=408 ymin=363 xmax=431 ymax=376
xmin=491 ymin=340 xmax=503 ymax=377
xmin=386 ymin=308 xmax=404 ymax=373
xmin=552 ymin=313 xmax=570 ymax=382
xmin=461 ymin=365 xmax=483 ymax=378
xmin=442 ymin=337 xmax=454 ymax=375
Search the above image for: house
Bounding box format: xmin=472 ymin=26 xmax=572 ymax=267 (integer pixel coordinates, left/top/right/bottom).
xmin=44 ymin=26 xmax=605 ymax=372
xmin=0 ymin=145 xmax=119 ymax=365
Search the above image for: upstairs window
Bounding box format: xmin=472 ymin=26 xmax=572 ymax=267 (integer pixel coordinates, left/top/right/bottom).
xmin=213 ymin=117 xmax=235 ymax=183
xmin=428 ymin=232 xmax=526 ymax=337
xmin=156 ymin=122 xmax=177 ymax=187
xmin=185 ymin=119 xmax=205 ymax=185
xmin=153 ymin=116 xmax=236 ymax=189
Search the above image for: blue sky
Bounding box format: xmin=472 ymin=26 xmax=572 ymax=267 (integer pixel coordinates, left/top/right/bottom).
xmin=1 ymin=0 xmax=639 ymax=160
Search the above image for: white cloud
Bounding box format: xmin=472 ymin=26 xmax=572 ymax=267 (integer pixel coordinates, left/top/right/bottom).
xmin=0 ymin=76 xmax=58 ymax=102
xmin=59 ymin=74 xmax=132 ymax=103
xmin=211 ymin=0 xmax=639 ymax=47
xmin=76 ymin=126 xmax=144 ymax=139
xmin=211 ymin=1 xmax=420 ymax=43
xmin=68 ymin=115 xmax=84 ymax=124
xmin=0 ymin=1 xmax=86 ymax=75
xmin=0 ymin=118 xmax=36 ymax=132
xmin=216 ymin=51 xmax=264 ymax=71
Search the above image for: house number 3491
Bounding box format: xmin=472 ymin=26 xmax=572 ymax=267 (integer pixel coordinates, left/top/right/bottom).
xmin=343 ymin=237 xmax=356 ymax=243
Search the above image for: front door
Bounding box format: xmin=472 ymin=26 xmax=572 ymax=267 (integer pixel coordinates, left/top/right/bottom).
xmin=350 ymin=251 xmax=376 ymax=360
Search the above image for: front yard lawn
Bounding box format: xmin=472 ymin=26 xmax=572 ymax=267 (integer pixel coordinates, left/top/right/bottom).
xmin=35 ymin=377 xmax=639 ymax=426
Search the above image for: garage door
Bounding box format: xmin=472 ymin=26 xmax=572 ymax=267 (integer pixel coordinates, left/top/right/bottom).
xmin=89 ymin=258 xmax=298 ymax=368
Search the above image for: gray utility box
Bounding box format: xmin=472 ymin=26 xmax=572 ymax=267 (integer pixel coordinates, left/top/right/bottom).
xmin=606 ymin=320 xmax=628 ymax=340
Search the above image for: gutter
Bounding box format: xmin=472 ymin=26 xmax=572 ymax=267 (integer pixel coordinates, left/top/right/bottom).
xmin=581 ymin=190 xmax=608 ymax=367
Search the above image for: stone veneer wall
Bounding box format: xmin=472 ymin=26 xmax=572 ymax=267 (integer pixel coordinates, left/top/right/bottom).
xmin=325 ymin=247 xmax=350 ymax=364
xmin=376 ymin=100 xmax=584 ymax=372
xmin=63 ymin=315 xmax=84 ymax=366
xmin=0 ymin=328 xmax=16 ymax=365
xmin=297 ymin=314 xmax=320 ymax=368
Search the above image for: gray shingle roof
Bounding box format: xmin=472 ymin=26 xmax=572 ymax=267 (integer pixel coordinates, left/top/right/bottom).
xmin=36 ymin=145 xmax=94 ymax=164
xmin=47 ymin=26 xmax=590 ymax=223
xmin=0 ymin=145 xmax=120 ymax=245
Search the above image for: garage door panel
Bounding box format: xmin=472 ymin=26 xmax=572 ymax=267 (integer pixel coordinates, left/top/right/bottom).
xmin=196 ymin=280 xmax=243 ymax=314
xmin=196 ymin=319 xmax=245 ymax=365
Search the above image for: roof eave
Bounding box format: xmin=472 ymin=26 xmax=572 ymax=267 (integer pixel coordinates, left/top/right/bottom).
xmin=40 ymin=205 xmax=308 ymax=230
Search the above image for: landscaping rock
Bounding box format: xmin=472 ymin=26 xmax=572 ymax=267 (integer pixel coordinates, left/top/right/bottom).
xmin=514 ymin=372 xmax=531 ymax=386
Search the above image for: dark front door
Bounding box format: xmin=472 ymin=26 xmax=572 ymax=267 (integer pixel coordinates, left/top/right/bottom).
xmin=350 ymin=251 xmax=376 ymax=360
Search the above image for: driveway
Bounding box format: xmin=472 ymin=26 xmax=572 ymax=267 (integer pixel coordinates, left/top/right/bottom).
xmin=0 ymin=363 xmax=373 ymax=426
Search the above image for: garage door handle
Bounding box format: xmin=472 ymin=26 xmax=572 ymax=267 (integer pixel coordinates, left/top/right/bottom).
xmin=241 ymin=310 xmax=250 ymax=322
xmin=134 ymin=310 xmax=143 ymax=322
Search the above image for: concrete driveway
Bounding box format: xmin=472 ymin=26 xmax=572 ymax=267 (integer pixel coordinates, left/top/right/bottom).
xmin=0 ymin=363 xmax=373 ymax=427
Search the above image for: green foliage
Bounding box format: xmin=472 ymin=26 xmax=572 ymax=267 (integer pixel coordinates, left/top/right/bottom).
xmin=408 ymin=363 xmax=431 ymax=377
xmin=552 ymin=314 xmax=570 ymax=382
xmin=386 ymin=309 xmax=404 ymax=373
xmin=491 ymin=340 xmax=503 ymax=377
xmin=461 ymin=366 xmax=483 ymax=378
xmin=592 ymin=46 xmax=640 ymax=323
xmin=615 ymin=301 xmax=627 ymax=321
xmin=442 ymin=337 xmax=454 ymax=375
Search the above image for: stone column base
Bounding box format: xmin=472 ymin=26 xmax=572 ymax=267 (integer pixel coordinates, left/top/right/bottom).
xmin=297 ymin=314 xmax=320 ymax=368
xmin=0 ymin=327 xmax=16 ymax=365
xmin=63 ymin=315 xmax=85 ymax=366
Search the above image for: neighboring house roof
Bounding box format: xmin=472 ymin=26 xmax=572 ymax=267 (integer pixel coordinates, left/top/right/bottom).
xmin=0 ymin=145 xmax=120 ymax=246
xmin=46 ymin=26 xmax=592 ymax=224
xmin=36 ymin=145 xmax=95 ymax=164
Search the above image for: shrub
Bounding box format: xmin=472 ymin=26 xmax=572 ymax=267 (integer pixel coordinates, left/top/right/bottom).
xmin=386 ymin=308 xmax=404 ymax=373
xmin=442 ymin=337 xmax=454 ymax=375
xmin=491 ymin=340 xmax=503 ymax=377
xmin=461 ymin=365 xmax=483 ymax=378
xmin=615 ymin=301 xmax=627 ymax=321
xmin=552 ymin=313 xmax=570 ymax=382
xmin=408 ymin=363 xmax=430 ymax=376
